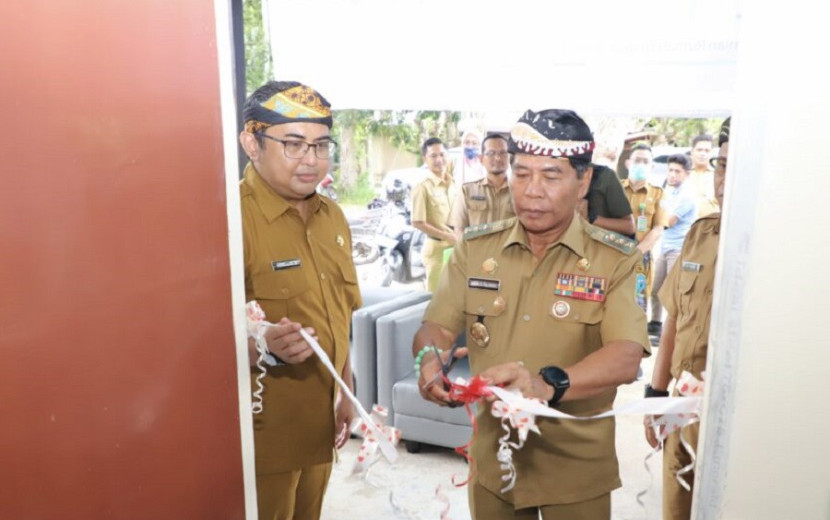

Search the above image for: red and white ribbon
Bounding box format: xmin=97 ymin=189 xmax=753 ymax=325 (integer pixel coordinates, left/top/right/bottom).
xmin=245 ymin=301 xmax=398 ymax=464
xmin=351 ymin=404 xmax=402 ymax=475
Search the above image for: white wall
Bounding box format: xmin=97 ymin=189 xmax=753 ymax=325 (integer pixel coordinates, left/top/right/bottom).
xmin=695 ymin=2 xmax=830 ymax=519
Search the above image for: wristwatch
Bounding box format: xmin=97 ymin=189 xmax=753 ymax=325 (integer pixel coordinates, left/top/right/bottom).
xmin=539 ymin=366 xmax=570 ymax=407
xmin=264 ymin=351 xmax=286 ymax=367
xmin=644 ymin=384 xmax=669 ymax=398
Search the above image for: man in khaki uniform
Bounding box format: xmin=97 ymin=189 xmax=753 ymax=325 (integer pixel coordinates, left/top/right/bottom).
xmin=238 ymin=81 xmax=362 ymax=520
xmin=448 ymin=134 xmax=515 ymax=241
xmin=687 ymin=134 xmax=720 ymax=218
xmin=411 ymin=137 xmax=457 ymax=292
xmin=621 ymin=142 xmax=669 ymax=310
xmin=414 ymin=109 xmax=649 ymax=519
xmin=643 ymin=118 xmax=731 ymax=520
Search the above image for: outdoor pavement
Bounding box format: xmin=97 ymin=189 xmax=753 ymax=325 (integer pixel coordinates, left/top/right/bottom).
xmin=322 ymin=348 xmax=665 ymax=520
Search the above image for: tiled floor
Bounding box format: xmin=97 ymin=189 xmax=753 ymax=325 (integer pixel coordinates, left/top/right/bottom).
xmin=323 ymin=352 xmax=666 ymax=519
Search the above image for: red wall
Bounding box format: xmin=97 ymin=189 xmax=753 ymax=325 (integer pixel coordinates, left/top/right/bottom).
xmin=0 ymin=2 xmax=246 ymax=518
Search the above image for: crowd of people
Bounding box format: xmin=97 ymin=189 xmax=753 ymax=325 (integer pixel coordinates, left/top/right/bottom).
xmin=238 ymin=78 xmax=729 ymax=520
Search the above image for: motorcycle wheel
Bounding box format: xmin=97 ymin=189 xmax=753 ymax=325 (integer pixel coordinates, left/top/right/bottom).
xmin=351 ymin=240 xmax=379 ymax=265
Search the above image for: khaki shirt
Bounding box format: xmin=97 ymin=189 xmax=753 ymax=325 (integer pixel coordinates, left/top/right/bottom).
xmin=424 ymin=216 xmax=650 ymax=508
xmin=622 ymin=179 xmax=669 ymax=243
xmin=448 ymin=176 xmax=515 ymax=233
xmin=688 ymin=168 xmax=720 ymax=218
xmin=241 ymin=163 xmax=361 ymax=473
xmin=411 ymin=172 xmax=456 ymax=246
xmin=659 ymin=214 xmax=720 ymax=380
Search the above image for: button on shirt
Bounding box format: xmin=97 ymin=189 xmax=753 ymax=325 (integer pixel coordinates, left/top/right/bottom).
xmin=425 ymin=216 xmax=649 ymax=508
xmin=448 ymin=176 xmax=515 ymax=233
xmin=241 ymin=163 xmax=362 ymax=473
xmin=659 ymin=214 xmax=720 ymax=379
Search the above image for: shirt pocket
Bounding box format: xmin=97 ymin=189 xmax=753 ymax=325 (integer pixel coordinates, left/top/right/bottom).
xmin=547 ymin=296 xmax=604 ymax=362
xmin=251 ymin=268 xmax=311 ymax=319
xmin=678 ymin=270 xmax=697 ymax=316
xmin=467 ymin=199 xmax=488 ymax=212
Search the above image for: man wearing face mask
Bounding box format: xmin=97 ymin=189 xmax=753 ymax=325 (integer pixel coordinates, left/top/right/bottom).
xmin=449 ymin=130 xmax=486 ymax=186
xmin=621 ymin=142 xmax=668 ymax=311
xmin=644 ymin=117 xmax=730 ymax=520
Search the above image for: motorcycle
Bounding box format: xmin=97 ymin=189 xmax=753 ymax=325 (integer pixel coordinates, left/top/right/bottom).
xmin=316 ymin=172 xmax=338 ymax=201
xmin=374 ymin=180 xmax=425 ymax=287
xmin=348 ymin=179 xmax=425 ymax=287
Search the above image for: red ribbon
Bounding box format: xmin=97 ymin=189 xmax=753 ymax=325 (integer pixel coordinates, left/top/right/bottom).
xmin=445 ymin=375 xmax=494 ymax=486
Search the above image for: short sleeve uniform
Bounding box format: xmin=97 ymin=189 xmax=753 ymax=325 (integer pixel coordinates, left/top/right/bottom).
xmin=448 ymin=177 xmax=515 ymax=233
xmin=622 ymin=179 xmax=669 ymax=305
xmin=425 ymin=216 xmax=650 ymax=508
xmin=584 ymin=164 xmax=633 ymax=221
xmin=411 ymin=173 xmax=456 ymax=291
xmin=241 ymin=163 xmax=362 ymax=474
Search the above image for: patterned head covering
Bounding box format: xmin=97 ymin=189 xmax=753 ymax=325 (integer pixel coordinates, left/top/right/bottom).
xmin=243 ymin=81 xmax=332 ymax=134
xmin=718 ymin=117 xmax=731 ymax=146
xmin=509 ymin=109 xmax=594 ymax=161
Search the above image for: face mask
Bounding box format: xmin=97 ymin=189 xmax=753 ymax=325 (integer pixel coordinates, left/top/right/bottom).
xmin=464 ymin=147 xmax=479 ymax=160
xmin=629 ymin=164 xmax=647 ymax=182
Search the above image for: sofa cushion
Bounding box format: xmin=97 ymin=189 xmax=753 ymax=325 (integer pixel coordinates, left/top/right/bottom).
xmin=392 ymin=359 xmax=475 ymax=427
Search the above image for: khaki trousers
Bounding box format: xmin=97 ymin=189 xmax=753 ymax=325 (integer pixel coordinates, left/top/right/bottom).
xmin=422 ymin=238 xmax=450 ymax=292
xmin=256 ymin=462 xmax=332 ymax=520
xmin=663 ymin=421 xmax=700 ymax=520
xmin=469 ymin=479 xmax=611 ymax=520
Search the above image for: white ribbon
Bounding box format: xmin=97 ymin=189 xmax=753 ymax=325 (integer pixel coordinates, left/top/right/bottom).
xmin=350 ymin=404 xmax=402 ymax=475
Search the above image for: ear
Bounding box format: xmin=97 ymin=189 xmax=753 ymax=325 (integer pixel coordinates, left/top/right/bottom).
xmin=577 ymin=166 xmax=593 ymax=199
xmin=239 ymin=131 xmax=261 ymax=162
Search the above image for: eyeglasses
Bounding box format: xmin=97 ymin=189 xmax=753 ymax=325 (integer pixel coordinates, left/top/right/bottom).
xmin=483 ymin=151 xmax=509 ymax=158
xmin=709 ymin=157 xmax=727 ymax=170
xmin=256 ymin=133 xmax=337 ymax=159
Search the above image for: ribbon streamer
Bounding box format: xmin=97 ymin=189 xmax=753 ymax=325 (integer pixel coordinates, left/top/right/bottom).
xmin=298 ymin=327 xmax=398 ymax=464
xmin=350 ymin=404 xmax=402 ymax=476
xmin=246 ymin=301 xmax=270 ymax=414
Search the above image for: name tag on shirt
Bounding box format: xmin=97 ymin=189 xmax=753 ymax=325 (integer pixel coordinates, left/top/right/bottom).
xmin=682 ymin=261 xmax=702 ymax=272
xmin=468 ymin=277 xmax=500 ymax=291
xmin=272 ymin=258 xmax=301 ymax=271
xmin=471 ymin=195 xmax=487 ymax=201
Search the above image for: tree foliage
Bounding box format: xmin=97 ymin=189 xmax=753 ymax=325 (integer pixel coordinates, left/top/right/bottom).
xmin=243 ymin=0 xmax=272 ymax=96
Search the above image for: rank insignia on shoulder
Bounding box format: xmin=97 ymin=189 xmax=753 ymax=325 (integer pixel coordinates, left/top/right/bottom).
xmin=554 ymin=272 xmax=606 ymax=302
xmin=588 ymin=226 xmax=637 ymax=255
xmin=682 ymin=261 xmax=702 ymax=272
xmin=463 ymin=217 xmax=516 ymax=241
xmin=468 ymin=277 xmax=501 ymax=291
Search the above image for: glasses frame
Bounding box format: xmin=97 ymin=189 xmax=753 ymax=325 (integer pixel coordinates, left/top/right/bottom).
xmin=255 ymin=133 xmax=337 ymax=160
xmin=709 ymin=157 xmax=727 ymax=170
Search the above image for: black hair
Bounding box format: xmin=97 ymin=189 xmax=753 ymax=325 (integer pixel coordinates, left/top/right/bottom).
xmin=481 ymin=134 xmax=508 ymax=153
xmin=691 ymin=134 xmax=713 ymax=148
xmin=421 ymin=137 xmax=444 ymax=156
xmin=667 ymin=153 xmax=691 ymax=171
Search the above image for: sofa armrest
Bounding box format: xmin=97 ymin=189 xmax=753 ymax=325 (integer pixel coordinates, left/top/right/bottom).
xmin=375 ymin=300 xmax=431 ymax=423
xmin=351 ymin=291 xmax=431 ymax=410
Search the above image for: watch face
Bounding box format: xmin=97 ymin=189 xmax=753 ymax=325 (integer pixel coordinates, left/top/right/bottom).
xmin=541 ymin=366 xmax=570 ymax=389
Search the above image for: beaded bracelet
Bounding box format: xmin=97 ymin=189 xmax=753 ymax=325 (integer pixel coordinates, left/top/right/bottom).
xmin=414 ymin=345 xmax=440 ymax=374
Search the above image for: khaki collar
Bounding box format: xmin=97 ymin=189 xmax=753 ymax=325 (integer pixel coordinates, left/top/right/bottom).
xmin=502 ymin=215 xmax=586 ymax=257
xmin=622 ymin=178 xmax=648 ymax=193
xmin=425 ymin=171 xmax=451 ymax=188
xmin=243 ymin=162 xmax=325 ymax=223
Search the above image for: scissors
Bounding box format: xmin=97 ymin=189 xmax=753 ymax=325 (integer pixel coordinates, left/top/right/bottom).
xmin=422 ymin=343 xmax=463 ymax=391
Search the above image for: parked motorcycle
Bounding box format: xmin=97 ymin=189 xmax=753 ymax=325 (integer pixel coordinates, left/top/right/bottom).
xmin=348 ymin=179 xmax=425 ymax=287
xmin=316 ymin=173 xmax=338 ymax=201
xmin=374 ymin=180 xmax=425 ymax=287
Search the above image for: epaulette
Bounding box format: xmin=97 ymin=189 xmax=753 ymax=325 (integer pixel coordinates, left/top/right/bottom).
xmin=586 ymin=225 xmax=637 ymax=255
xmin=463 ymin=217 xmax=516 ymax=241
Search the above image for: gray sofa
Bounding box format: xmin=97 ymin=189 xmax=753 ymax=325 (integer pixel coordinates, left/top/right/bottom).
xmin=351 ymin=286 xmax=431 ymax=411
xmin=375 ymin=300 xmax=473 ymax=452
